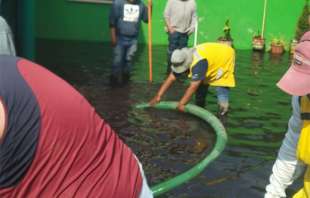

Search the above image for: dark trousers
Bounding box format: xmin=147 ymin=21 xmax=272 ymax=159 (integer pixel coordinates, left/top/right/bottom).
xmin=167 ymin=32 xmax=189 ymax=72
xmin=195 ymin=84 xmax=230 ymax=107
xmin=112 ymin=37 xmax=137 ymax=76
xmin=110 ymin=37 xmax=137 ymax=86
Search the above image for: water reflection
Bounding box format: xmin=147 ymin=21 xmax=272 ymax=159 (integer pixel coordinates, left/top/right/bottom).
xmin=251 ymin=51 xmax=264 ymax=65
xmin=269 ymin=52 xmax=284 ymax=65
xmin=36 ymin=40 xmax=299 ymax=198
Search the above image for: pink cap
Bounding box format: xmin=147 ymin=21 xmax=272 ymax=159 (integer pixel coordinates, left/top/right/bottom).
xmin=300 ymin=31 xmax=310 ymax=42
xmin=277 ymin=31 xmax=310 ymax=96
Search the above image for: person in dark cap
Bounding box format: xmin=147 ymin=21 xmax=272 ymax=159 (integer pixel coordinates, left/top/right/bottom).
xmin=264 ymin=31 xmax=310 ymax=198
xmin=149 ymin=42 xmax=236 ymax=115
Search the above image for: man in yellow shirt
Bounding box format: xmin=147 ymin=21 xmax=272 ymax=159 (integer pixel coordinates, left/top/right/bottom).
xmin=149 ymin=42 xmax=236 ymax=115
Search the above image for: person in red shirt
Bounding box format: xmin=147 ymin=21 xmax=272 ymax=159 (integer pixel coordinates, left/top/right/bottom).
xmin=0 ymin=55 xmax=153 ymax=198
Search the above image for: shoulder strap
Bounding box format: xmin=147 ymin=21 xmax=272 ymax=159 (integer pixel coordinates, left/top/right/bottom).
xmin=301 ymin=96 xmax=310 ymax=120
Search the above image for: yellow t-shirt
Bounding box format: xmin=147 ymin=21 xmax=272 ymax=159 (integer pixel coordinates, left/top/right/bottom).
xmin=188 ymin=42 xmax=236 ymax=87
xmin=293 ymin=96 xmax=310 ymax=198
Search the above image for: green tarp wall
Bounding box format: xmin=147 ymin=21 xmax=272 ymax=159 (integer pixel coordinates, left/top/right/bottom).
xmin=36 ymin=0 xmax=306 ymax=49
xmin=1 ymin=0 xmax=35 ymax=59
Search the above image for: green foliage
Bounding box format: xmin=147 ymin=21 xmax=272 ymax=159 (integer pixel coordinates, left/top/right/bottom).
xmin=253 ymin=30 xmax=262 ymax=38
xmin=295 ymin=0 xmax=310 ymax=40
xmin=269 ymin=35 xmax=289 ymax=51
xmin=271 ymin=38 xmax=285 ymax=46
xmin=223 ymin=19 xmax=232 ymax=41
xmin=218 ymin=19 xmax=233 ymax=41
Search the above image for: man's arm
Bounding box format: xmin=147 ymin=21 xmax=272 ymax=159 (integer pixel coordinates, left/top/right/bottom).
xmin=110 ymin=27 xmax=117 ymax=46
xmin=177 ymin=80 xmax=202 ymax=111
xmin=178 ymin=59 xmax=207 ymax=111
xmin=149 ymin=73 xmax=176 ymax=105
xmin=141 ymin=2 xmax=150 ymax=23
xmin=163 ymin=0 xmax=174 ymax=33
xmin=265 ymin=96 xmax=306 ymax=198
xmin=187 ymin=1 xmax=197 ymax=35
xmin=164 ymin=20 xmax=175 ymax=34
xmin=0 ymin=99 xmax=5 ymax=140
xmin=109 ymin=2 xmax=119 ymax=46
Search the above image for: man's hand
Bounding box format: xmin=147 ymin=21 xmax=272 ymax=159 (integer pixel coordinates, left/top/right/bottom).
xmin=177 ymin=103 xmax=185 ymax=112
xmin=149 ymin=95 xmax=161 ymax=106
xmin=111 ymin=40 xmax=116 ymax=47
xmin=110 ymin=27 xmax=117 ymax=47
xmin=168 ymin=26 xmax=175 ymax=34
xmin=186 ymin=26 xmax=195 ymax=35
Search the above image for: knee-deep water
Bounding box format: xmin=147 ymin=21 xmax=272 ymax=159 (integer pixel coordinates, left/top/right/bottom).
xmin=36 ymin=39 xmax=301 ymax=198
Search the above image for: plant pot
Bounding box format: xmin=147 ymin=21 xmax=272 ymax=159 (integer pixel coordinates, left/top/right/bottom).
xmin=270 ymin=43 xmax=284 ymax=55
xmin=290 ymin=40 xmax=298 ymax=54
xmin=252 ymin=37 xmax=265 ymax=51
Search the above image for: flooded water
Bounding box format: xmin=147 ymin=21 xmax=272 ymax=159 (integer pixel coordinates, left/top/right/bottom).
xmin=36 ymin=39 xmax=301 ymax=198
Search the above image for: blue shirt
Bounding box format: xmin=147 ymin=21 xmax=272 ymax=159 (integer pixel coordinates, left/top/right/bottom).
xmin=109 ymin=0 xmax=148 ymax=38
xmin=173 ymin=59 xmax=208 ymax=81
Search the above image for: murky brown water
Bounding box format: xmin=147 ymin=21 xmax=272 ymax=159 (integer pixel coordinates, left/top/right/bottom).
xmin=36 ymin=39 xmax=301 ymax=198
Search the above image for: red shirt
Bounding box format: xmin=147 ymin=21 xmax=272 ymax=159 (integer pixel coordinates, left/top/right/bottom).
xmin=0 ymin=58 xmax=142 ymax=198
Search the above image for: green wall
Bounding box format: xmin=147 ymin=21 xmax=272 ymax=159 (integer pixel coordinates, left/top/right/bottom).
xmin=1 ymin=0 xmax=35 ymax=59
xmin=36 ymin=0 xmax=306 ymax=49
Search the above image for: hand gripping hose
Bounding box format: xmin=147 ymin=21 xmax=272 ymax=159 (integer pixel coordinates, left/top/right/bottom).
xmin=135 ymin=101 xmax=228 ymax=196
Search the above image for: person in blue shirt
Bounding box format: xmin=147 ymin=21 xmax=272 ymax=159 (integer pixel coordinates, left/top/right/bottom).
xmin=109 ymin=0 xmax=149 ymax=86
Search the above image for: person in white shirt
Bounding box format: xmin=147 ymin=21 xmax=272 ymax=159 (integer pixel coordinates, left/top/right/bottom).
xmin=164 ymin=0 xmax=197 ymax=73
xmin=0 ymin=16 xmax=15 ymax=55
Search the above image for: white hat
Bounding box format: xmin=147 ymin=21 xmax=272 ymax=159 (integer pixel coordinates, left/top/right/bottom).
xmin=171 ymin=48 xmax=193 ymax=74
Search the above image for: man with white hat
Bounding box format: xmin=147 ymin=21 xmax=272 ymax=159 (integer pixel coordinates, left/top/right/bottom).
xmin=149 ymin=42 xmax=236 ymax=115
xmin=265 ymin=31 xmax=310 ymax=198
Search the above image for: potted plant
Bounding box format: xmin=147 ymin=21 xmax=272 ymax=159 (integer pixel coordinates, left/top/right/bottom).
xmin=218 ymin=19 xmax=233 ymax=46
xmin=252 ymin=30 xmax=265 ymax=51
xmin=270 ymin=38 xmax=285 ymax=55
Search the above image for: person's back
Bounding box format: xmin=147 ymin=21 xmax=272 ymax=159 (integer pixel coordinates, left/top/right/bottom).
xmin=190 ymin=42 xmax=235 ymax=87
xmin=0 ymin=56 xmax=150 ymax=197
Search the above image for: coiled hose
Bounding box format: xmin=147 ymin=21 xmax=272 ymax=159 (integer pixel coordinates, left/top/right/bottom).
xmin=136 ymin=101 xmax=228 ymax=196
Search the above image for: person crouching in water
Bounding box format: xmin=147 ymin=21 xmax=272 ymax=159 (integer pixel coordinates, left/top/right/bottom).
xmin=149 ymin=42 xmax=236 ymax=116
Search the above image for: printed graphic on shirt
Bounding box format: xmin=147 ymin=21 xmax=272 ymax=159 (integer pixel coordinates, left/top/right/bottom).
xmin=191 ymin=59 xmax=208 ymax=81
xmin=123 ymin=4 xmax=140 ymax=22
xmin=216 ymin=68 xmax=224 ymax=80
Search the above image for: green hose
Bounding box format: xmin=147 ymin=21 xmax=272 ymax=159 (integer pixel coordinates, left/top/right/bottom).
xmin=135 ymin=101 xmax=228 ymax=197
